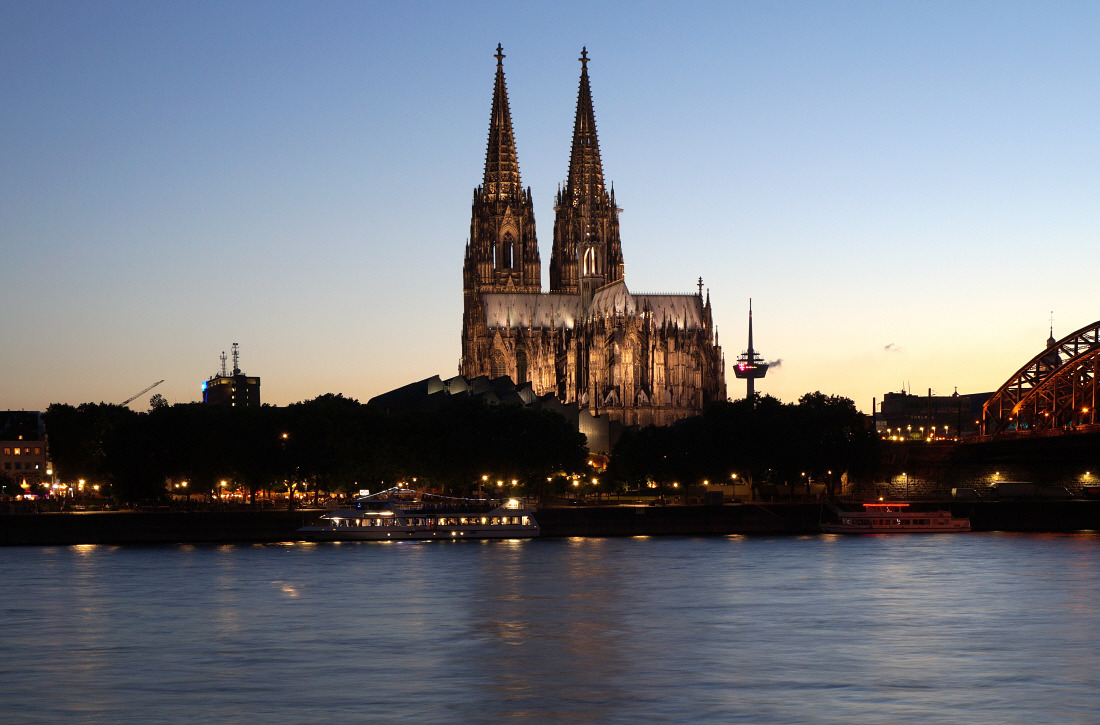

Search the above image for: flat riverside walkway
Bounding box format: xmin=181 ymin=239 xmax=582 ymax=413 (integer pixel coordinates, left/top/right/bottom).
xmin=3 ymin=501 xmax=1100 ymax=545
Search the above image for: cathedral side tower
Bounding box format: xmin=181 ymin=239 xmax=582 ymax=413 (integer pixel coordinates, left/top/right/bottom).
xmin=462 ymin=45 xmax=541 ymax=376
xmin=550 ymin=48 xmax=624 ymax=303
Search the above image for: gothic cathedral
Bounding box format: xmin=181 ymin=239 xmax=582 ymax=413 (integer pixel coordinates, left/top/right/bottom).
xmin=461 ymin=46 xmax=726 ymax=427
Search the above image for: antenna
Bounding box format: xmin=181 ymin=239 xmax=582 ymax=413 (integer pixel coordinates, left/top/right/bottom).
xmin=220 ymin=351 xmax=228 ymax=378
xmin=232 ymin=342 xmax=240 ymax=375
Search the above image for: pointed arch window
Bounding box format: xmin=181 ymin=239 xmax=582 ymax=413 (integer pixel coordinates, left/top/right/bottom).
xmin=583 ymin=247 xmax=597 ymax=276
xmin=490 ymin=350 xmax=506 ymax=379
xmin=503 ymin=232 xmax=514 ymax=269
xmin=515 ymin=344 xmax=527 ymax=384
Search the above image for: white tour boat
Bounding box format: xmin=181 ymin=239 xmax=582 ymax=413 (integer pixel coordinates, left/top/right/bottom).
xmin=821 ymin=502 xmax=970 ymax=534
xmin=298 ymin=487 xmax=540 ymax=541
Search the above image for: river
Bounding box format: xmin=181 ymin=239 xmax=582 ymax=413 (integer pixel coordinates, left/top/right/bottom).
xmin=3 ymin=534 xmax=1099 ymax=724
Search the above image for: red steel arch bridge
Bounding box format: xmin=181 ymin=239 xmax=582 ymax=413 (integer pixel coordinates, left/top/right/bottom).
xmin=982 ymin=321 xmax=1100 ymax=436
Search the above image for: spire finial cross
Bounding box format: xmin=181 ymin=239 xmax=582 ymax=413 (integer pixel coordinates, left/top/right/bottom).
xmin=579 ymin=47 xmax=589 ymax=69
xmin=495 ymin=44 xmax=505 ymax=66
xmin=698 ymin=277 xmax=704 ymax=296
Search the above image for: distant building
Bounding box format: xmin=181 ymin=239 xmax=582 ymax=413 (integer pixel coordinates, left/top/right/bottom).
xmin=877 ymin=390 xmax=990 ymax=439
xmin=0 ymin=411 xmax=49 ymax=494
xmin=202 ymin=343 xmax=261 ymax=408
xmin=369 ymin=374 xmax=623 ymax=454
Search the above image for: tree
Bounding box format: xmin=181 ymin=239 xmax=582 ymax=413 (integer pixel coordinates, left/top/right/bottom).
xmin=43 ymin=402 xmax=138 ymax=491
xmin=791 ymin=392 xmax=878 ymax=495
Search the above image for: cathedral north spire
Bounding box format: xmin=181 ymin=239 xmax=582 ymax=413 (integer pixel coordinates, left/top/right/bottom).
xmin=551 ymin=48 xmax=624 ymax=297
xmin=483 ymin=43 xmax=522 ymax=200
xmin=563 ymin=47 xmax=607 ymax=207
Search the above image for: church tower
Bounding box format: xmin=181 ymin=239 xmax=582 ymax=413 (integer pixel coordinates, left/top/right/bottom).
xmin=550 ymin=48 xmax=624 ymax=303
xmin=462 ymin=45 xmax=540 ymax=376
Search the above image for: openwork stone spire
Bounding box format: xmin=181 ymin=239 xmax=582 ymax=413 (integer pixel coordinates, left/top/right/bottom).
xmin=551 ymin=48 xmax=623 ymax=297
xmin=483 ymin=43 xmax=522 ymax=200
xmin=562 ymin=47 xmax=607 ymax=208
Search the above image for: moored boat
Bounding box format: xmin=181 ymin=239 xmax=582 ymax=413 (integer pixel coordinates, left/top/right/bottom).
xmin=298 ymin=487 xmax=540 ymax=541
xmin=821 ymin=502 xmax=970 ymax=534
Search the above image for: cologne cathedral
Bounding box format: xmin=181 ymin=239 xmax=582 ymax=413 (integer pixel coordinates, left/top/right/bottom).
xmin=460 ymin=46 xmax=726 ymax=427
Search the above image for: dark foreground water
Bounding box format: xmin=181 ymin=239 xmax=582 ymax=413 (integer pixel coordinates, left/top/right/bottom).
xmin=4 ymin=534 xmax=1100 ymax=724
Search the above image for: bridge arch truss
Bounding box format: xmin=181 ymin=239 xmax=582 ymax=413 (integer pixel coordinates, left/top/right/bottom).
xmin=982 ymin=321 xmax=1100 ymax=435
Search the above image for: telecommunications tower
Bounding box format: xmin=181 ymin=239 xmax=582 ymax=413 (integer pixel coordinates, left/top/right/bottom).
xmin=734 ymin=299 xmax=768 ymax=400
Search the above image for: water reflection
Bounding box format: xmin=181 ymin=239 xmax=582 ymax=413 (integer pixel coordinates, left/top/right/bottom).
xmin=2 ymin=535 xmax=1100 ymax=723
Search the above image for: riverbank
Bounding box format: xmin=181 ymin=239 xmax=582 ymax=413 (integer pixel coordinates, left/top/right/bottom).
xmin=3 ymin=501 xmax=1100 ymax=545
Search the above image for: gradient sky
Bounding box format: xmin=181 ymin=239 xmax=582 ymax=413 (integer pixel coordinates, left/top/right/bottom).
xmin=4 ymin=1 xmax=1099 ymax=414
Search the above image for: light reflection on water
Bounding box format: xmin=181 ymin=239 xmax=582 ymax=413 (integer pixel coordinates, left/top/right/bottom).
xmin=3 ymin=534 xmax=1100 ymax=724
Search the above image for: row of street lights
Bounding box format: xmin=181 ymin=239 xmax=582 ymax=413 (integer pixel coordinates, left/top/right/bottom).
xmin=883 ymin=425 xmax=950 ymax=442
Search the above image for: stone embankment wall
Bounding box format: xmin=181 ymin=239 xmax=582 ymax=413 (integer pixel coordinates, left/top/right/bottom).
xmin=0 ymin=510 xmax=321 ymax=546
xmin=4 ymin=502 xmax=1100 ymax=544
xmin=871 ymin=432 xmax=1100 ymax=498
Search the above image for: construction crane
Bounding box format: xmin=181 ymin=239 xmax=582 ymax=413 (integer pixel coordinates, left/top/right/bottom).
xmin=121 ymin=380 xmax=164 ymax=407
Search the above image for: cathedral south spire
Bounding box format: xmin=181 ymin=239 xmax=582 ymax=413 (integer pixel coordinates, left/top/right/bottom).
xmin=461 ymin=45 xmax=541 ymax=378
xmin=551 ymin=47 xmax=624 ymax=299
xmin=464 ymin=44 xmax=540 ymax=293
xmin=483 ymin=44 xmax=522 ymax=201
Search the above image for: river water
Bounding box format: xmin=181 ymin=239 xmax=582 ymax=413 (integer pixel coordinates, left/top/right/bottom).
xmin=3 ymin=534 xmax=1100 ymax=724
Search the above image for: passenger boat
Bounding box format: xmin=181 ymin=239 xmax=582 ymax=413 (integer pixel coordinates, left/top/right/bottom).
xmin=297 ymin=487 xmax=540 ymax=541
xmin=821 ymin=502 xmax=970 ymax=533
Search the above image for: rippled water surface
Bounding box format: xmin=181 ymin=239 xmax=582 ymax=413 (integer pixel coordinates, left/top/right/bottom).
xmin=4 ymin=534 xmax=1100 ymax=724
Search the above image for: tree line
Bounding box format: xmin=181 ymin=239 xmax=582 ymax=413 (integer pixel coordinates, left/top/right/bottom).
xmin=607 ymin=392 xmax=879 ymax=498
xmin=43 ymin=394 xmax=588 ymax=504
xmin=42 ymin=390 xmax=877 ymax=505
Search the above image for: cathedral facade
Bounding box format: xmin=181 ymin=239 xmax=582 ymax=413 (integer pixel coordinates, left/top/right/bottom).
xmin=460 ymin=46 xmax=726 ymax=427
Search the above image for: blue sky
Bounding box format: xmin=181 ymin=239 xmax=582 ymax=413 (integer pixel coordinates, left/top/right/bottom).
xmin=3 ymin=1 xmax=1099 ymax=414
